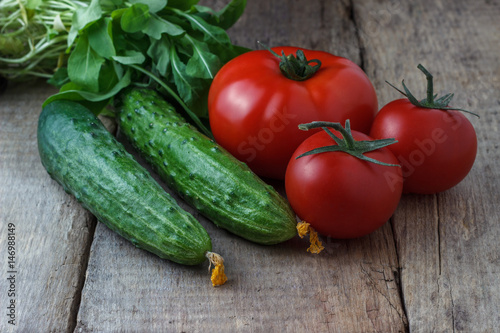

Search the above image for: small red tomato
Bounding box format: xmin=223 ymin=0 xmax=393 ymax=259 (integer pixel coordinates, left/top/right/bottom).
xmin=285 ymin=121 xmax=403 ymax=239
xmin=370 ymin=65 xmax=478 ymax=194
xmin=208 ymin=46 xmax=378 ymax=180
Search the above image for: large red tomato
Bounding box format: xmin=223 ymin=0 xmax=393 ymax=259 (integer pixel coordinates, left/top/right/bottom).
xmin=285 ymin=121 xmax=403 ymax=239
xmin=208 ymin=46 xmax=378 ymax=179
xmin=369 ymin=65 xmax=478 ymax=194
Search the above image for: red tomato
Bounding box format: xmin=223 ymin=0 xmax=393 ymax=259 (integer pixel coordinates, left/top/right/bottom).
xmin=370 ymin=99 xmax=477 ymax=194
xmin=369 ymin=65 xmax=478 ymax=194
xmin=208 ymin=46 xmax=378 ymax=179
xmin=285 ymin=126 xmax=403 ymax=239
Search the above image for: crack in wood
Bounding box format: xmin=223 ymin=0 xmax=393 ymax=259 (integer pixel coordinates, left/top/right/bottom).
xmin=436 ymin=194 xmax=443 ymax=276
xmin=349 ymin=0 xmax=366 ymax=70
xmin=70 ymin=215 xmax=98 ymax=333
xmin=360 ymin=262 xmax=409 ymax=328
xmin=389 ymin=217 xmax=410 ymax=333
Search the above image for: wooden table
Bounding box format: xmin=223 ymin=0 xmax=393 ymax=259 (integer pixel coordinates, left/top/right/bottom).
xmin=1 ymin=0 xmax=499 ymax=331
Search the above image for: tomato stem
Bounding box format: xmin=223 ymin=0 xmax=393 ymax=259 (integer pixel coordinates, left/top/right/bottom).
xmin=258 ymin=41 xmax=321 ymax=81
xmin=418 ymin=64 xmax=435 ymax=104
xmin=386 ymin=64 xmax=479 ymax=117
xmin=297 ymin=120 xmax=400 ymax=167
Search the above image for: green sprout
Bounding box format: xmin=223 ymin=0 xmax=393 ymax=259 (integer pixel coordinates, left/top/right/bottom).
xmin=0 ymin=0 xmax=87 ymax=80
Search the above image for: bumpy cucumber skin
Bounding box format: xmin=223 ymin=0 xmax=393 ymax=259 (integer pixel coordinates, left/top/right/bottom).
xmin=38 ymin=100 xmax=211 ymax=265
xmin=117 ymin=89 xmax=297 ymax=245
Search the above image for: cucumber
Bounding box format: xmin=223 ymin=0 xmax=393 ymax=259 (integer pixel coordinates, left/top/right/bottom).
xmin=38 ymin=100 xmax=212 ymax=265
xmin=116 ymin=88 xmax=297 ymax=245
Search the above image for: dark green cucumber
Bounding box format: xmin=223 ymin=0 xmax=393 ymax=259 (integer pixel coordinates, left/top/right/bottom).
xmin=38 ymin=100 xmax=211 ymax=265
xmin=117 ymin=88 xmax=297 ymax=245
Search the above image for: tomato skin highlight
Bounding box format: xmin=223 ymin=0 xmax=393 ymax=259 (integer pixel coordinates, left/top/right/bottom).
xmin=208 ymin=46 xmax=378 ymax=180
xmin=285 ymin=130 xmax=403 ymax=239
xmin=370 ymin=99 xmax=477 ymax=194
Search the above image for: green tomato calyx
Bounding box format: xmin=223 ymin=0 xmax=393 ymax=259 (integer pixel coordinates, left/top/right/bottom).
xmin=258 ymin=41 xmax=321 ymax=81
xmin=296 ymin=120 xmax=400 ymax=167
xmin=387 ymin=64 xmax=479 ymax=117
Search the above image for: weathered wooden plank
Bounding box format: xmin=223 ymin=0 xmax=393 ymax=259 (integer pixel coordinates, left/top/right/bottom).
xmin=74 ymin=0 xmax=407 ymax=332
xmin=353 ymin=0 xmax=500 ymax=331
xmin=0 ymin=83 xmax=97 ymax=332
xmin=76 ymin=219 xmax=407 ymax=332
xmin=224 ymin=0 xmax=362 ymax=66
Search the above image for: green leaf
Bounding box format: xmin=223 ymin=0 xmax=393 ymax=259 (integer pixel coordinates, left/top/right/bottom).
xmin=183 ymin=35 xmax=221 ymax=79
xmin=121 ymin=3 xmax=151 ymax=33
xmin=147 ymin=36 xmax=171 ymax=76
xmin=169 ymin=45 xmax=203 ymax=109
xmin=142 ymin=14 xmax=185 ymax=40
xmin=210 ymin=43 xmax=250 ymax=64
xmin=45 ymin=82 xmax=110 ymax=115
xmin=88 ymin=18 xmax=116 ymax=58
xmin=167 ymin=0 xmax=200 ymax=11
xmin=43 ymin=69 xmax=132 ymax=112
xmin=47 ymin=67 xmax=69 ymax=88
xmin=129 ymin=0 xmax=167 ymax=13
xmin=112 ymin=61 xmax=125 ymax=79
xmin=215 ymin=0 xmax=247 ymax=29
xmin=26 ymin=0 xmax=42 ymax=10
xmin=112 ymin=50 xmax=146 ymax=65
xmin=111 ymin=7 xmax=128 ymax=20
xmin=195 ymin=0 xmax=247 ymax=30
xmin=67 ymin=34 xmax=105 ymax=93
xmin=175 ymin=10 xmax=231 ymax=46
xmin=109 ymin=8 xmax=128 ymax=51
xmin=98 ymin=61 xmax=119 ymax=93
xmin=191 ymin=5 xmax=216 ymax=18
xmin=100 ymin=0 xmax=125 ymax=7
xmin=68 ymin=0 xmax=103 ymax=48
xmin=185 ymin=83 xmax=210 ymax=118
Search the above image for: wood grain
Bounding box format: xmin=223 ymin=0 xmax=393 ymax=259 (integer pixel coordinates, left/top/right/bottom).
xmin=353 ymin=0 xmax=500 ymax=331
xmin=75 ymin=221 xmax=408 ymax=332
xmin=224 ymin=0 xmax=362 ymax=65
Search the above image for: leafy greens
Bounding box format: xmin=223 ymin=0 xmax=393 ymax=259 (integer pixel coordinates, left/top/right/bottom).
xmin=44 ymin=0 xmax=248 ymax=136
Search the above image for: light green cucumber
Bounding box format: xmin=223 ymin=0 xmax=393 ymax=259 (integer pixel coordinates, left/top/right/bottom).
xmin=38 ymin=100 xmax=212 ymax=265
xmin=116 ymin=88 xmax=297 ymax=245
